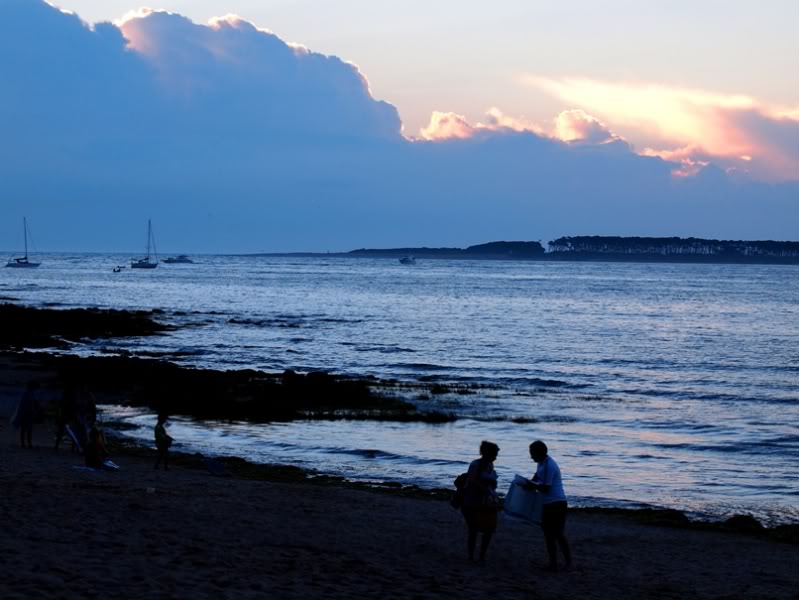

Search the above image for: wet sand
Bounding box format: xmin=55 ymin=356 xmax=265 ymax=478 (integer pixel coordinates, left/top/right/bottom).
xmin=1 ymin=424 xmax=797 ymax=599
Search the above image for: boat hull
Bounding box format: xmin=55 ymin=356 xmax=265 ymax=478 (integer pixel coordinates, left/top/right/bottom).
xmin=5 ymin=262 xmax=40 ymax=268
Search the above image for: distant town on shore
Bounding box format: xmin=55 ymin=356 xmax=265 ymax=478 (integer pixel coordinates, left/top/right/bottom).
xmin=252 ymin=237 xmax=799 ymax=265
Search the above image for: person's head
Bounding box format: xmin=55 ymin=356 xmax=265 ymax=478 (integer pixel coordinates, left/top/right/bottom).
xmin=529 ymin=440 xmax=548 ymax=463
xmin=157 ymin=413 xmax=168 ymax=425
xmin=480 ymin=440 xmax=500 ymax=462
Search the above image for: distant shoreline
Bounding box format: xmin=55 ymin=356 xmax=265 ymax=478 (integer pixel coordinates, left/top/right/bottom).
xmin=239 ymin=251 xmax=799 ymax=265
xmin=236 ymin=236 xmax=799 ymax=265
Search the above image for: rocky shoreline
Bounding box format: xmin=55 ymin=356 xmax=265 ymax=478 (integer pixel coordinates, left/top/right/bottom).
xmin=2 ymin=302 xmax=796 ymax=543
xmin=0 ymin=303 xmax=456 ymax=423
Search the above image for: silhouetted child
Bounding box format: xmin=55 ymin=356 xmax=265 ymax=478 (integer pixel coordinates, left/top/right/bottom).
xmin=154 ymin=414 xmax=174 ymax=471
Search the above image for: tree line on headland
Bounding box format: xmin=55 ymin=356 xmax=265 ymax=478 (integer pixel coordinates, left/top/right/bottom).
xmin=344 ymin=237 xmax=799 ymax=263
xmin=547 ymin=236 xmax=799 ymax=259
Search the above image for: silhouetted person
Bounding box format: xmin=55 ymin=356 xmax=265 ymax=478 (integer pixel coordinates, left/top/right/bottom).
xmin=525 ymin=440 xmax=572 ymax=572
xmin=13 ymin=381 xmax=40 ymax=449
xmin=462 ymin=440 xmax=500 ymax=562
xmin=54 ymin=383 xmax=78 ymax=451
xmin=76 ymin=384 xmax=97 ymax=429
xmin=85 ymin=422 xmax=109 ymax=469
xmin=154 ymin=414 xmax=174 ymax=471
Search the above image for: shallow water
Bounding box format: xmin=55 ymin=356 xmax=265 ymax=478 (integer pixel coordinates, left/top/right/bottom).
xmin=3 ymin=254 xmax=798 ymax=523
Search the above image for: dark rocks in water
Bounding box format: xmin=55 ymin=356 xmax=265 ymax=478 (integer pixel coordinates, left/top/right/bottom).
xmin=723 ymin=514 xmax=764 ymax=532
xmin=17 ymin=351 xmax=444 ymax=424
xmin=0 ymin=303 xmax=169 ymax=349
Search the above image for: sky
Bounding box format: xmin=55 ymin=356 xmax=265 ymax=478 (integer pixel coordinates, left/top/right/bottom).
xmin=1 ymin=0 xmax=797 ymax=252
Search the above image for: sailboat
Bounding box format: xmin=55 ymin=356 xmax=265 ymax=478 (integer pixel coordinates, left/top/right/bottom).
xmin=131 ymin=219 xmax=158 ymax=269
xmin=6 ymin=217 xmax=41 ymax=268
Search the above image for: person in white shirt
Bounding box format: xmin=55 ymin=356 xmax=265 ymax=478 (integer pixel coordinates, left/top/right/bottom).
xmin=525 ymin=440 xmax=572 ymax=572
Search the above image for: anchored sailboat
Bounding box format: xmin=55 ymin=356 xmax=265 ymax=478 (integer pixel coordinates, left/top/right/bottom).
xmin=6 ymin=217 xmax=40 ymax=268
xmin=131 ymin=219 xmax=158 ymax=269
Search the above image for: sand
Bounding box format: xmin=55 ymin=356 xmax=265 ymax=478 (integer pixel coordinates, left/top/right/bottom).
xmin=1 ymin=423 xmax=797 ymax=599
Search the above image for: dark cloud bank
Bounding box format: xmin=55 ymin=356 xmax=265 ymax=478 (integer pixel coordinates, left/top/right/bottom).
xmin=1 ymin=0 xmax=796 ymax=252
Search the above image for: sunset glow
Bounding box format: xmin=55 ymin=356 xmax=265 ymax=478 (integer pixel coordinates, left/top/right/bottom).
xmin=526 ymin=76 xmax=799 ymax=182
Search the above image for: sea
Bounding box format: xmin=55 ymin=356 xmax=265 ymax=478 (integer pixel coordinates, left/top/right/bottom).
xmin=2 ymin=253 xmax=797 ymax=524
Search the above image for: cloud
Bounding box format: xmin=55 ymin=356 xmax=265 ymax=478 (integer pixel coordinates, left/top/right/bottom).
xmin=0 ymin=1 xmax=797 ymax=253
xmin=418 ymin=107 xmax=544 ymax=141
xmin=114 ymin=8 xmax=402 ymax=141
xmin=554 ymin=109 xmax=619 ymax=145
xmin=418 ymin=111 xmax=476 ymax=140
xmin=526 ymin=76 xmax=799 ymax=182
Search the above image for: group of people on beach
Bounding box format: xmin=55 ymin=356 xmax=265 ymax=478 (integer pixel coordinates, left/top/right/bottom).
xmin=14 ymin=380 xmax=567 ymax=571
xmin=12 ymin=380 xmax=111 ymax=469
xmin=460 ymin=439 xmax=572 ymax=572
xmin=11 ymin=380 xmax=173 ymax=472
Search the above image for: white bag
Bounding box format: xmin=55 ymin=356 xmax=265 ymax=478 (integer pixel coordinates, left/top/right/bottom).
xmin=504 ymin=475 xmax=543 ymax=525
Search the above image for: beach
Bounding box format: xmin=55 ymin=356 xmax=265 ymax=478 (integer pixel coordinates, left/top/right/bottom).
xmin=1 ymin=423 xmax=798 ymax=599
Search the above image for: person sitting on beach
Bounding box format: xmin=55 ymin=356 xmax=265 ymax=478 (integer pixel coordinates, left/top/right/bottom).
xmin=154 ymin=414 xmax=174 ymax=471
xmin=12 ymin=381 xmax=40 ymax=449
xmin=462 ymin=440 xmax=500 ymax=562
xmin=525 ymin=440 xmax=572 ymax=572
xmin=84 ymin=422 xmax=110 ymax=469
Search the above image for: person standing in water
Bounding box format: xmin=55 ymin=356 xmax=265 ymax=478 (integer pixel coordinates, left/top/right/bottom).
xmin=526 ymin=440 xmax=572 ymax=572
xmin=462 ymin=440 xmax=500 ymax=562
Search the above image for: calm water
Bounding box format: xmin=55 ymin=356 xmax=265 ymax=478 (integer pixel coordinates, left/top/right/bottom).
xmin=2 ymin=254 xmax=798 ymax=523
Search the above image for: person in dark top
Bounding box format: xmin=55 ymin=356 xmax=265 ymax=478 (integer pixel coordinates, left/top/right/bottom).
xmin=13 ymin=381 xmax=40 ymax=449
xmin=461 ymin=440 xmax=500 ymax=562
xmin=525 ymin=440 xmax=572 ymax=572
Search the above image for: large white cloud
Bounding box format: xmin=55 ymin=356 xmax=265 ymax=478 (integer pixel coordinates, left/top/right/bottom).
xmin=0 ymin=1 xmax=796 ymax=253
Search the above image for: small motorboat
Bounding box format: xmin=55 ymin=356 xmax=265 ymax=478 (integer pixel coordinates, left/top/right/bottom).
xmin=398 ymin=256 xmax=416 ymax=265
xmin=163 ymin=255 xmax=194 ymax=264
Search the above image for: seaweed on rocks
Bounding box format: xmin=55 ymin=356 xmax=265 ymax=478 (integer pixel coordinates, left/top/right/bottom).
xmin=10 ymin=352 xmax=448 ymax=423
xmin=0 ymin=304 xmax=453 ymax=422
xmin=0 ymin=303 xmax=170 ymax=349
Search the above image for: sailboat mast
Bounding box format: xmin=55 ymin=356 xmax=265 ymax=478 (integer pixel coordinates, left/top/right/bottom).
xmin=23 ymin=217 xmax=28 ymax=259
xmin=146 ymin=219 xmax=152 ymax=260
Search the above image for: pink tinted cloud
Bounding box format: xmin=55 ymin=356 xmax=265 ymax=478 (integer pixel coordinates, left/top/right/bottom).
xmin=554 ymin=109 xmax=618 ymax=144
xmin=526 ymin=76 xmax=799 ymax=182
xmin=418 ymin=108 xmax=544 ymax=140
xmin=418 ymin=111 xmax=476 ymax=140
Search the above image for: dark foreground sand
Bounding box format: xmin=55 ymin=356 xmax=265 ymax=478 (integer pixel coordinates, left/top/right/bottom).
xmin=1 ymin=425 xmax=798 ymax=600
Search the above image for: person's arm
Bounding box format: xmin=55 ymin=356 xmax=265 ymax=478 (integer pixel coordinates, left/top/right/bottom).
xmin=523 ymin=462 xmax=552 ymax=492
